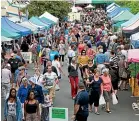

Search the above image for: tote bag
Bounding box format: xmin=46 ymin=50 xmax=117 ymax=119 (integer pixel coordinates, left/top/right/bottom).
xmin=112 ymin=93 xmax=118 ymax=105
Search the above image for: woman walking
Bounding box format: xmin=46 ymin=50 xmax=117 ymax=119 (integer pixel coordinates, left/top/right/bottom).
xmin=24 ymin=90 xmax=40 ymax=121
xmin=68 ymin=58 xmax=79 ymax=99
xmin=58 ymin=40 xmax=66 ymax=66
xmin=86 ymin=69 xmax=103 ymax=115
xmin=78 ymin=50 xmax=89 ymax=79
xmin=4 ymin=88 xmax=22 ymax=121
xmin=101 ymin=68 xmax=114 ymax=113
xmin=85 ymin=59 xmax=97 ymax=78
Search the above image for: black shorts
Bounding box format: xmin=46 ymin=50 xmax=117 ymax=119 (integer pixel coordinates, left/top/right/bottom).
xmin=112 ymin=81 xmax=118 ymax=90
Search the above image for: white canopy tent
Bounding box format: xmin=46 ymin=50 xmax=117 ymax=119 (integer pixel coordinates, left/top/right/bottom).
xmin=85 ymin=4 xmax=94 ymax=9
xmin=1 ymin=36 xmax=13 ymax=42
xmin=8 ymin=16 xmax=21 ymax=23
xmin=39 ymin=12 xmax=59 ymax=23
xmin=28 ymin=21 xmax=45 ymax=30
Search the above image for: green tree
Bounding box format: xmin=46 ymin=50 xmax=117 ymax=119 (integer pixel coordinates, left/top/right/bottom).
xmin=23 ymin=1 xmax=72 ymax=20
xmin=115 ymin=1 xmax=139 ymax=14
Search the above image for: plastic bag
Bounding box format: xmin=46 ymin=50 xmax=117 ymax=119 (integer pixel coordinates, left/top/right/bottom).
xmin=99 ymin=95 xmax=106 ymax=105
xmin=112 ymin=93 xmax=118 ymax=105
xmin=55 ymin=84 xmax=60 ymax=91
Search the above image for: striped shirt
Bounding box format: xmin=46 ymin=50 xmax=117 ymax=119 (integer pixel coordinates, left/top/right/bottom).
xmin=110 ymin=56 xmax=119 ymax=68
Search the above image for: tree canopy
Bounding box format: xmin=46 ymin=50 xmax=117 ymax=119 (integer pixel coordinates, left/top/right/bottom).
xmin=116 ymin=1 xmax=139 ymax=14
xmin=23 ymin=1 xmax=72 ymax=20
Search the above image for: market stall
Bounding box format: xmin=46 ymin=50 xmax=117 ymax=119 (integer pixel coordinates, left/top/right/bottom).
xmin=112 ymin=10 xmax=134 ymax=23
xmin=1 ymin=17 xmax=32 ymax=36
xmin=128 ymin=49 xmax=139 ymax=97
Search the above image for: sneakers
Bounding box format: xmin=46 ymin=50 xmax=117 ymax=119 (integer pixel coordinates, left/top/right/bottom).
xmin=95 ymin=112 xmax=100 ymax=115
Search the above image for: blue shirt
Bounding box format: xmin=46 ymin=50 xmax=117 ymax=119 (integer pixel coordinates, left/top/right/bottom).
xmin=74 ymin=90 xmax=89 ymax=117
xmin=28 ymin=84 xmax=44 ymax=103
xmin=64 ymin=29 xmax=69 ymax=35
xmin=18 ymin=85 xmax=29 ymax=103
xmin=49 ymin=51 xmax=59 ymax=61
xmin=96 ymin=53 xmax=109 ymax=64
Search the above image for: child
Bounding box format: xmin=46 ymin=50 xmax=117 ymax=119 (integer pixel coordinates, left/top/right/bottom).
xmin=41 ymin=90 xmax=52 ymax=121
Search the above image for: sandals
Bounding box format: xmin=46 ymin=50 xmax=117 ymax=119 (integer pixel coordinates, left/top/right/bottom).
xmin=106 ymin=110 xmax=111 ymax=114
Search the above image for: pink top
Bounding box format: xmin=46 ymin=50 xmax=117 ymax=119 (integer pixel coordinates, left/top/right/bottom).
xmin=78 ymin=44 xmax=85 ymax=53
xmin=101 ymin=75 xmax=112 ymax=91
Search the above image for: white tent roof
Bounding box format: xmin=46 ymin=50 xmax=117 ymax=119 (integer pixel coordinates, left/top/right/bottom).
xmin=28 ymin=21 xmax=45 ymax=30
xmin=17 ymin=21 xmax=38 ymax=33
xmin=1 ymin=36 xmax=13 ymax=42
xmin=39 ymin=11 xmax=59 ymax=23
xmin=85 ymin=4 xmax=94 ymax=9
xmin=8 ymin=16 xmax=20 ymax=22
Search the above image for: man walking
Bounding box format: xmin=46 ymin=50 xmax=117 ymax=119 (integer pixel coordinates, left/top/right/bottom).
xmin=1 ymin=64 xmax=12 ymax=98
xmin=71 ymin=82 xmax=89 ymax=121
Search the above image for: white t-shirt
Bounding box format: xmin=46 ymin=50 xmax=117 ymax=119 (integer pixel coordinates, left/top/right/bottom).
xmin=58 ymin=44 xmax=65 ymax=55
xmin=2 ymin=68 xmax=11 ymax=83
xmin=52 ymin=60 xmax=61 ymax=77
xmin=67 ymin=49 xmax=75 ymax=58
xmin=43 ymin=72 xmax=57 ymax=88
xmin=34 ymin=74 xmax=44 ymax=87
xmin=8 ymin=102 xmax=16 ymax=115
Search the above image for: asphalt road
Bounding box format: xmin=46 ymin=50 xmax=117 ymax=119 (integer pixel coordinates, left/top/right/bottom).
xmin=1 ymin=62 xmax=139 ymax=121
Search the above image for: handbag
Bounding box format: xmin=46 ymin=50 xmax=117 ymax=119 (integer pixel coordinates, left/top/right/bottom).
xmin=122 ymin=71 xmax=127 ymax=79
xmin=99 ymin=95 xmax=106 ymax=105
xmin=112 ymin=93 xmax=118 ymax=105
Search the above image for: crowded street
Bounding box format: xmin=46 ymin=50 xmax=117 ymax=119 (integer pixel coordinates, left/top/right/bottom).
xmin=1 ymin=0 xmax=139 ymax=121
xmin=1 ymin=63 xmax=139 ymax=121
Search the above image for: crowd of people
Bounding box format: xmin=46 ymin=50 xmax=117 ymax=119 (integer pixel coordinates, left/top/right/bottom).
xmin=1 ymin=6 xmax=139 ymax=121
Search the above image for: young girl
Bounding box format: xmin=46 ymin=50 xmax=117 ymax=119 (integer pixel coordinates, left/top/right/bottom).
xmin=41 ymin=90 xmax=52 ymax=121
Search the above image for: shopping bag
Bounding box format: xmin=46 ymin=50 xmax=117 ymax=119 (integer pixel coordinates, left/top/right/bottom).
xmin=99 ymin=95 xmax=106 ymax=105
xmin=55 ymin=84 xmax=60 ymax=91
xmin=112 ymin=93 xmax=118 ymax=105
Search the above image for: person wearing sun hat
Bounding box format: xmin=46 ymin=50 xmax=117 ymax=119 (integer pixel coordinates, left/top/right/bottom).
xmin=28 ymin=77 xmax=44 ymax=104
xmin=17 ymin=77 xmax=29 ymax=120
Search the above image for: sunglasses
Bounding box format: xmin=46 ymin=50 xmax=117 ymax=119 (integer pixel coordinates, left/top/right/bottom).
xmin=19 ymin=69 xmax=24 ymax=71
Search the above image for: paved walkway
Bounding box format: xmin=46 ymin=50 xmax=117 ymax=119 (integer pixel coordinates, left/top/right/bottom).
xmin=1 ymin=63 xmax=139 ymax=121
